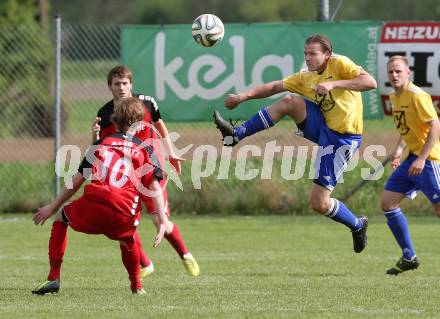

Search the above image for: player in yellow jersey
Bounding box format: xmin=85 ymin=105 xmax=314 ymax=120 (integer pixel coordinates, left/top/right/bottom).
xmin=381 ymin=55 xmax=440 ymax=275
xmin=214 ymin=34 xmax=377 ymax=253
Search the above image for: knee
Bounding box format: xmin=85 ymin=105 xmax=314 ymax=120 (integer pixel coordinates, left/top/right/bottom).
xmin=434 ymin=207 xmax=440 ymax=218
xmin=308 ymin=197 xmax=329 ymax=214
xmin=281 ymin=94 xmax=296 ymax=104
xmin=280 ymin=95 xmax=301 ymax=108
xmin=381 ymin=197 xmax=397 ymax=213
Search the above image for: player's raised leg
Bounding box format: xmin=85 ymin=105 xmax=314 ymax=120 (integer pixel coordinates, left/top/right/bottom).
xmin=214 ymin=95 xmax=306 ymax=146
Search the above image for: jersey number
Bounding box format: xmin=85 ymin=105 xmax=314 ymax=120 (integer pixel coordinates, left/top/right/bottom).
xmin=101 ymin=150 xmax=131 ymax=188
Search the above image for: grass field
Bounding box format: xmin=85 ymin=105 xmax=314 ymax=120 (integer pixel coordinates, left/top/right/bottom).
xmin=1 ymin=214 xmax=439 ymax=318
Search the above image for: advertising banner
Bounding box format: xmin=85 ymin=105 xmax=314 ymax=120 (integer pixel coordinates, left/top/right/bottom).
xmin=121 ymin=21 xmax=382 ymax=121
xmin=377 ymin=22 xmax=440 ymax=115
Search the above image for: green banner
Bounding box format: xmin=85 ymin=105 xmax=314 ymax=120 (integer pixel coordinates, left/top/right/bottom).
xmin=121 ymin=21 xmax=382 ymax=121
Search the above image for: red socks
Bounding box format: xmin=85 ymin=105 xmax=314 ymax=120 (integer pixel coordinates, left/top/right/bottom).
xmin=47 ymin=221 xmax=68 ymax=281
xmin=133 ymin=231 xmax=151 ymax=268
xmin=120 ymin=241 xmax=142 ymax=291
xmin=164 ymin=224 xmax=188 ymax=258
xmin=47 ymin=221 xmax=143 ymax=291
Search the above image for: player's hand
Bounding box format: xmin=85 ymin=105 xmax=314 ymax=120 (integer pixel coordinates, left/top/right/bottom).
xmin=153 ymin=224 xmax=166 ymax=248
xmin=390 ymin=158 xmax=400 ymax=170
xmin=33 ymin=204 xmax=55 ymax=226
xmin=92 ymin=117 xmax=101 ymax=140
xmin=314 ymin=82 xmax=334 ymax=95
xmin=225 ymin=94 xmax=242 ymax=110
xmin=169 ymin=155 xmax=185 ymax=175
xmin=390 ymin=150 xmax=403 ymax=170
xmin=408 ymin=157 xmax=425 ymax=176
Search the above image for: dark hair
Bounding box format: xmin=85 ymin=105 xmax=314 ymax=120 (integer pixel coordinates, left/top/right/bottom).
xmin=305 ymin=34 xmax=332 ymax=54
xmin=107 ymin=65 xmax=133 ymax=86
xmin=112 ymin=97 xmax=144 ymax=132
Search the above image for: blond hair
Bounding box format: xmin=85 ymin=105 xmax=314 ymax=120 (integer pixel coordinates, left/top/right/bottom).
xmin=387 ymin=55 xmax=409 ymax=67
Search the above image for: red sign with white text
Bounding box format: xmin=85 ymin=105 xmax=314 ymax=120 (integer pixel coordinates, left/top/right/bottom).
xmin=378 ymin=22 xmax=440 ymax=115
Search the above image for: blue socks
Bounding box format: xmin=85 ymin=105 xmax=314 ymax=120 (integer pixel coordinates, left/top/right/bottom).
xmin=234 ymin=108 xmax=274 ymax=140
xmin=326 ymin=199 xmax=362 ymax=231
xmin=384 ymin=208 xmax=416 ymax=260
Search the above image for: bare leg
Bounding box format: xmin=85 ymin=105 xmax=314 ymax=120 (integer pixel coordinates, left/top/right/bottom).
xmin=432 ymin=202 xmax=440 ymax=218
xmin=214 ymin=95 xmax=307 ymax=146
xmin=266 ymin=95 xmax=307 ymax=124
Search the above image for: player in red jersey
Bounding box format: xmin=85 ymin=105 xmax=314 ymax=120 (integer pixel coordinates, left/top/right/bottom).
xmin=91 ymin=65 xmax=199 ymax=277
xmin=32 ymin=97 xmax=168 ymax=295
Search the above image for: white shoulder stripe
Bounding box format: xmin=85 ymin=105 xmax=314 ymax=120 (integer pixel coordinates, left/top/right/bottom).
xmin=408 ymin=86 xmax=421 ymax=94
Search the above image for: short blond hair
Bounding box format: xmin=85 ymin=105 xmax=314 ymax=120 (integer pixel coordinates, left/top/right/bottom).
xmin=387 ymin=55 xmax=409 ymax=67
xmin=112 ymin=97 xmax=144 ymax=133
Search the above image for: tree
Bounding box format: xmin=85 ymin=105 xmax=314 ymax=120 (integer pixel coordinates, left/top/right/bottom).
xmin=0 ymin=0 xmax=55 ymax=137
xmin=50 ymin=0 xmax=440 ymax=24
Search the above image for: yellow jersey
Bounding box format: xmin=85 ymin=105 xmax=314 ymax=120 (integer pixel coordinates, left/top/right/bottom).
xmin=283 ymin=54 xmax=363 ymax=134
xmin=389 ymin=82 xmax=440 ymax=162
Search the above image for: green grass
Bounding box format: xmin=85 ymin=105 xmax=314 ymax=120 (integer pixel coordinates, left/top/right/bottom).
xmin=363 ymin=117 xmax=396 ymax=132
xmin=0 ymin=163 xmax=55 ymax=212
xmin=1 ymin=214 xmax=439 ymax=318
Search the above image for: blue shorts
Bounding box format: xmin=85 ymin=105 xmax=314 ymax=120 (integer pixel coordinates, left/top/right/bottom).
xmin=384 ymin=153 xmax=440 ymax=203
xmin=301 ymin=100 xmax=362 ymax=191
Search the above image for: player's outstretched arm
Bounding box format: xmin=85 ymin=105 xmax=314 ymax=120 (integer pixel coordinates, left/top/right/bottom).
xmin=224 ymin=80 xmax=285 ymax=110
xmin=33 ymin=173 xmax=86 ymax=225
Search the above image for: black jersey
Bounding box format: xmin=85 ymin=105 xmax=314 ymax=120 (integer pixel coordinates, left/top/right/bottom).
xmin=97 ymin=94 xmax=161 ymax=140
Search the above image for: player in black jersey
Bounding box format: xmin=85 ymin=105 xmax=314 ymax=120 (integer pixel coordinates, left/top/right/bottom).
xmin=91 ymin=65 xmax=199 ymax=277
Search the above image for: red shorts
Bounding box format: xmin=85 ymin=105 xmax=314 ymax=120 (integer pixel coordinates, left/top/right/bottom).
xmin=144 ymin=178 xmax=171 ymax=215
xmin=63 ymin=196 xmax=141 ymax=242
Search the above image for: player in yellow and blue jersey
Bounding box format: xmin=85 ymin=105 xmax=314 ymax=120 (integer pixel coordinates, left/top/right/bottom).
xmin=214 ymin=34 xmax=377 ymax=253
xmin=381 ymin=55 xmax=440 ymax=275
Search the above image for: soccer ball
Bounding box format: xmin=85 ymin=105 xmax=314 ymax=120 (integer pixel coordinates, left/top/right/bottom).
xmin=191 ymin=14 xmax=225 ymax=47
